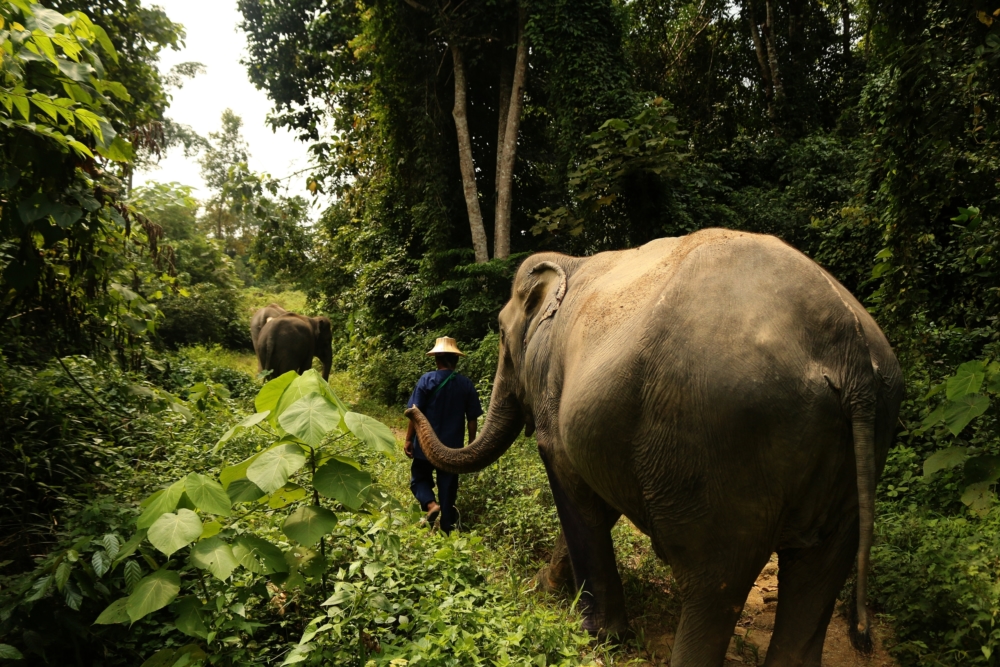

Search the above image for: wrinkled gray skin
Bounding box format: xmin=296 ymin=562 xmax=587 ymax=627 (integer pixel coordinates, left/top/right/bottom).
xmin=407 ymin=229 xmax=903 ymax=667
xmin=255 ymin=313 xmax=333 ymax=381
xmin=251 ymin=303 xmax=288 ymax=355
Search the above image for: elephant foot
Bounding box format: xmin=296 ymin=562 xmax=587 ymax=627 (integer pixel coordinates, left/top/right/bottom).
xmin=532 ymin=531 xmax=575 ymax=595
xmin=531 ymin=561 xmax=574 ymax=595
xmin=581 ymin=611 xmax=630 ymax=643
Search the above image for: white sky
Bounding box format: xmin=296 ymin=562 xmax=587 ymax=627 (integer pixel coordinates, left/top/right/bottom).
xmin=134 ymin=0 xmax=315 ymax=204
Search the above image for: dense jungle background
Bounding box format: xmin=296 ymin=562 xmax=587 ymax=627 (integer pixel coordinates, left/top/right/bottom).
xmin=1 ymin=0 xmax=1000 ymax=664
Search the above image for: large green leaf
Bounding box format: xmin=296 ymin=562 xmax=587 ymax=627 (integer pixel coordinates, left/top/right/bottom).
xmin=965 ymin=455 xmax=1000 ymax=485
xmin=126 ymin=569 xmax=181 ymax=622
xmin=227 ymin=478 xmax=266 ymax=504
xmin=267 ymin=483 xmax=308 ymax=509
xmin=961 ymin=482 xmax=995 ymax=518
xmin=0 ymin=645 xmax=23 ymax=660
xmin=148 ymin=509 xmax=203 ymax=557
xmin=345 ymin=412 xmax=396 ymax=455
xmin=136 ymin=479 xmax=185 ymax=529
xmin=232 ymin=535 xmax=288 ymax=574
xmin=274 ymin=370 xmax=340 ymax=424
xmin=314 ymin=458 xmax=371 ymax=510
xmin=213 ymin=411 xmax=270 ymax=453
xmin=174 ymin=596 xmax=208 ymax=639
xmin=278 ymin=393 xmax=341 ymax=446
xmin=93 ymin=597 xmax=130 ymax=625
xmin=943 ymin=394 xmax=990 ymax=436
xmin=184 ymin=473 xmax=231 ymax=516
xmin=247 ymin=443 xmax=306 ymax=494
xmin=190 ymin=537 xmax=239 ymax=580
xmin=255 ymin=371 xmax=298 ymax=421
xmin=220 ymin=453 xmax=261 ymax=489
xmin=282 ymin=505 xmax=338 ymax=545
xmin=946 ymin=361 xmax=987 ymax=400
xmin=923 ymin=446 xmax=969 ymax=478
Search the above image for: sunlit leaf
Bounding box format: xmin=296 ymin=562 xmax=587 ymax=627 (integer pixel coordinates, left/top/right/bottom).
xmin=93 ymin=597 xmax=130 ymax=625
xmin=344 ymin=412 xmax=396 ymax=455
xmin=255 ymin=371 xmax=297 ymax=421
xmin=183 ymin=473 xmax=231 ymax=516
xmin=126 ymin=569 xmax=180 ymax=622
xmin=136 ymin=480 xmax=185 ymax=529
xmin=148 ymin=509 xmax=202 ymax=557
xmin=279 ymin=393 xmax=341 ymax=446
xmin=247 ymin=443 xmax=306 ymax=494
xmin=190 ymin=537 xmax=239 ymax=580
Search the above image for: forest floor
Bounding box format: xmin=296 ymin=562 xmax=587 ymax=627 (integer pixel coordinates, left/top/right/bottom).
xmin=611 ymin=521 xmax=898 ymax=666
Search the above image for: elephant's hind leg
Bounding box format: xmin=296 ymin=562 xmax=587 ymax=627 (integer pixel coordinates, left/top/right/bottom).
xmin=666 ymin=551 xmax=769 ymax=667
xmin=765 ymin=515 xmax=858 ymax=667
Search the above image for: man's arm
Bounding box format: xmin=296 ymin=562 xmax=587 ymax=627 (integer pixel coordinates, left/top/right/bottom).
xmin=404 ymin=418 xmax=416 ymax=458
xmin=467 ymin=418 xmax=477 ymax=445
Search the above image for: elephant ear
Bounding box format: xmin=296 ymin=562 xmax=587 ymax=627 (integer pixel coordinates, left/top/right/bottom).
xmin=521 ymin=261 xmax=567 ymax=346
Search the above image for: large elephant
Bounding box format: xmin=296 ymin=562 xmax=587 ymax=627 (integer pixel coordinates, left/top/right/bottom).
xmin=250 ymin=303 xmax=288 ymax=354
xmin=256 ymin=313 xmax=333 ymax=381
xmin=407 ymin=229 xmax=903 ymax=666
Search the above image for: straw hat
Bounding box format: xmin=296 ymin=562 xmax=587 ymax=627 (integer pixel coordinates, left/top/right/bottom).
xmin=426 ymin=336 xmax=465 ymax=356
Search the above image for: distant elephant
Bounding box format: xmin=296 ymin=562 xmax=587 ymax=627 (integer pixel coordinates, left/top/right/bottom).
xmin=256 ymin=314 xmax=333 ymax=381
xmin=407 ymin=229 xmax=903 ymax=666
xmin=250 ymin=303 xmax=288 ymax=354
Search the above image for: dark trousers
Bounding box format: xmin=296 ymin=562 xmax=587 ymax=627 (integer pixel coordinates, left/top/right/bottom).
xmin=410 ymin=458 xmax=459 ymax=533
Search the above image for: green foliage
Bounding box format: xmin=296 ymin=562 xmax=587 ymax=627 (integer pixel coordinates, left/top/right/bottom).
xmin=871 ymin=507 xmax=1000 ymax=664
xmin=155 ymin=284 xmax=249 ymax=351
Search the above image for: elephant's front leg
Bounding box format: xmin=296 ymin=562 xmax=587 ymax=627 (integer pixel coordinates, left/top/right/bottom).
xmin=539 ymin=448 xmax=627 ymax=639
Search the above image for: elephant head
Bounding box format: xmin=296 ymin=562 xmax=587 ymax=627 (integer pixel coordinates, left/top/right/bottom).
xmin=312 ymin=316 xmax=333 ymax=381
xmin=405 ymin=256 xmax=572 ymax=473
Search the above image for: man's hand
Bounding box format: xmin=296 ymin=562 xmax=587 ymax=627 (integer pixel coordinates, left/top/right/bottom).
xmin=404 ymin=439 xmax=414 ymax=459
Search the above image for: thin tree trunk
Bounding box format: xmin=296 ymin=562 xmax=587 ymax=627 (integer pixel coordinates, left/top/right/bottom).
xmin=450 ymin=43 xmax=489 ymax=264
xmin=763 ymin=0 xmax=784 ymax=105
xmin=495 ymin=53 xmax=513 ymax=198
xmin=493 ymin=7 xmax=528 ymax=261
xmin=744 ymin=3 xmax=774 ymax=119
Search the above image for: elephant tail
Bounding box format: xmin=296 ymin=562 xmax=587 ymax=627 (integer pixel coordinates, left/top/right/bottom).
xmin=815 ymin=264 xmax=880 ymax=654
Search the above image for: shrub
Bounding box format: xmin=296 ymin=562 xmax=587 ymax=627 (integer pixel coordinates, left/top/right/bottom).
xmin=157 ymin=284 xmax=251 ymax=351
xmin=871 ymin=506 xmax=1000 ymax=665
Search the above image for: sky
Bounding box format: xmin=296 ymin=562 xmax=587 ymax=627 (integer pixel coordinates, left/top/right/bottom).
xmin=134 ymin=0 xmax=315 ymax=203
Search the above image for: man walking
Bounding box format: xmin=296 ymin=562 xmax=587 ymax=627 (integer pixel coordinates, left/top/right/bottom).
xmin=403 ymin=337 xmax=483 ymax=533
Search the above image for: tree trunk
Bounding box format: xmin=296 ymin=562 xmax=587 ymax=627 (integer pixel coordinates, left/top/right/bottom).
xmin=495 ymin=50 xmax=513 ymax=199
xmin=493 ymin=7 xmax=528 ymax=261
xmin=450 ymin=43 xmax=490 ymax=264
xmin=763 ymin=0 xmax=784 ymax=106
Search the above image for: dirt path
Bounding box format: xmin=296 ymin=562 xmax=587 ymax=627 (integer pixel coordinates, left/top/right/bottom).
xmin=626 ymin=553 xmax=897 ymax=666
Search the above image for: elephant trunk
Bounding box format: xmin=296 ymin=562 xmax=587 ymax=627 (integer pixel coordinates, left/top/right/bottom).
xmin=405 ymin=368 xmax=524 ymax=474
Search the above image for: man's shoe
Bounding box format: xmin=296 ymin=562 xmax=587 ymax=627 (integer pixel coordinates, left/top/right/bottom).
xmin=420 ymin=505 xmax=441 ymax=527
